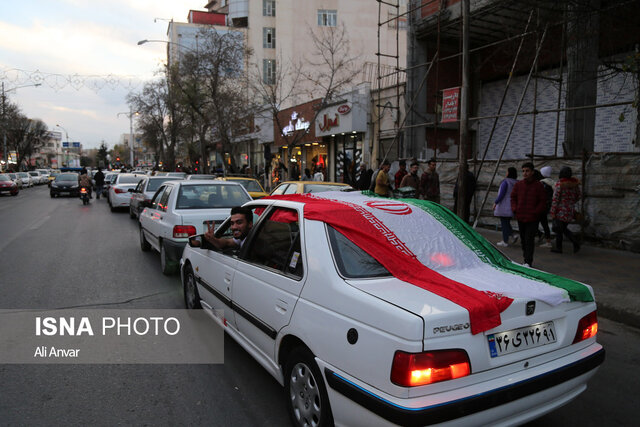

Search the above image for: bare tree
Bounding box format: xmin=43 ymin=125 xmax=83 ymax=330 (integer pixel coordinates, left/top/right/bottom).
xmin=6 ymin=112 xmax=48 ymax=170
xmin=175 ymin=28 xmax=251 ymax=173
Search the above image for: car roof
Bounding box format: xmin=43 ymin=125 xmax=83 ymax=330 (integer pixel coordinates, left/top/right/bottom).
xmin=280 ymin=181 xmax=349 ymax=186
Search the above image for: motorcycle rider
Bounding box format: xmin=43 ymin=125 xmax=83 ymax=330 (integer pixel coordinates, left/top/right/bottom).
xmin=94 ymin=167 xmax=105 ymax=199
xmin=79 ymin=168 xmax=92 ymax=199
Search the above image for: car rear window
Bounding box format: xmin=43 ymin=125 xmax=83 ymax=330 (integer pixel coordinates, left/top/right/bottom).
xmin=118 ymin=175 xmax=144 ymax=184
xmin=230 ymin=179 xmax=263 ymax=192
xmin=327 ymin=225 xmax=391 ymax=278
xmin=176 ymin=184 xmax=251 ymax=209
xmin=147 ymin=177 xmax=181 ymax=192
xmin=303 ymin=184 xmax=347 ymax=193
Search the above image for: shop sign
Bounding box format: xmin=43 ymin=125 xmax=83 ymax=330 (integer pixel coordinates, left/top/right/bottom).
xmin=282 ymin=112 xmax=310 ymax=136
xmin=318 ymin=114 xmax=339 ymax=132
xmin=441 ymin=87 xmax=460 ymax=123
xmin=337 ymin=104 xmax=351 ymax=115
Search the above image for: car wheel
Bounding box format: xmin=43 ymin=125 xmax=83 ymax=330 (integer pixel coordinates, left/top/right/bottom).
xmin=284 ymin=347 xmax=333 ymax=427
xmin=160 ymin=242 xmax=177 ymax=275
xmin=183 ymin=264 xmax=202 ymax=309
xmin=139 ymin=227 xmax=151 ymax=252
xmin=110 ymin=202 xmax=116 ymax=212
xmin=129 ymin=206 xmax=136 ymax=219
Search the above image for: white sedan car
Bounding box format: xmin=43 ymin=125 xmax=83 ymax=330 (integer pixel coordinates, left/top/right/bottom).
xmin=139 ymin=180 xmax=252 ymax=274
xmin=108 ymin=173 xmax=145 ymax=211
xmin=180 ymin=191 xmax=604 ymax=427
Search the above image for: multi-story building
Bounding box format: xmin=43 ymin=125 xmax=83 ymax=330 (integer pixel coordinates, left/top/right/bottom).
xmin=202 ymin=0 xmax=408 ymax=184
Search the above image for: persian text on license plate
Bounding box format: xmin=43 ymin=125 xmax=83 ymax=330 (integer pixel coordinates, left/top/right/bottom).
xmin=487 ymin=321 xmax=556 ymax=358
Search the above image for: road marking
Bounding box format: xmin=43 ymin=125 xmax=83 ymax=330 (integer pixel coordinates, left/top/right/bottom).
xmin=29 ymin=215 xmax=51 ymax=230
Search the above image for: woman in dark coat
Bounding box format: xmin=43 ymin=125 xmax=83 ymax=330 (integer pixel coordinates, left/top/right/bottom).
xmin=549 ymin=167 xmax=581 ymax=253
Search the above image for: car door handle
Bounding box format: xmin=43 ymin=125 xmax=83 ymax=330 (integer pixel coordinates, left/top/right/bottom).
xmin=224 ymin=272 xmax=232 ymax=285
xmin=275 ymin=299 xmax=288 ymax=315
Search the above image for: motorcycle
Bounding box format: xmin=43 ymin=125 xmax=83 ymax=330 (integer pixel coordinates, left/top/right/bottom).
xmin=80 ymin=187 xmax=90 ymax=205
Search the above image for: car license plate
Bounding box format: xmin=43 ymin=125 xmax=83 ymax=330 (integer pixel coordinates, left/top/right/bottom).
xmin=487 ymin=321 xmax=556 ymax=358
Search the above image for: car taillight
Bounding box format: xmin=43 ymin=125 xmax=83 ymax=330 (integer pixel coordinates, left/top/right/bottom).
xmin=80 ymin=188 xmax=87 ymax=193
xmin=173 ymin=225 xmax=196 ymax=238
xmin=573 ymin=311 xmax=598 ymax=344
xmin=114 ymin=187 xmax=127 ymax=194
xmin=391 ymin=349 xmax=470 ymax=387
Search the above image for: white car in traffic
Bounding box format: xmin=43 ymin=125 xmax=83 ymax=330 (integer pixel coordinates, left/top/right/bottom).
xmin=108 ymin=173 xmax=145 ymax=211
xmin=139 ymin=180 xmax=252 ymax=274
xmin=180 ymin=191 xmax=604 ymax=427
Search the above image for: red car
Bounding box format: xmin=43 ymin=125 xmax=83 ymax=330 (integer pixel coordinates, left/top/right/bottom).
xmin=0 ymin=174 xmax=19 ymax=196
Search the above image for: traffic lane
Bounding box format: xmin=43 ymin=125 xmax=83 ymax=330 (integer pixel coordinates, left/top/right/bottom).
xmin=524 ymin=317 xmax=639 ymax=426
xmin=0 ymin=334 xmax=289 ymax=426
xmin=0 ymin=191 xmax=179 ymax=310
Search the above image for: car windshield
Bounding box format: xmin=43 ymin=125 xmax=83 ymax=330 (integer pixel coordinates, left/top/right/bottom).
xmin=0 ymin=174 xmax=10 ymax=181
xmin=57 ymin=174 xmax=77 ymax=182
xmin=229 ymin=179 xmax=264 ymax=192
xmin=190 ymin=174 xmax=216 ymax=180
xmin=147 ymin=177 xmax=181 ymax=192
xmin=167 ymin=172 xmax=186 ymax=178
xmin=18 ymin=172 xmax=28 ymax=177
xmin=176 ymin=184 xmax=250 ymax=209
xmin=28 ymin=172 xmax=39 ymax=176
xmin=118 ymin=175 xmax=144 ymax=184
xmin=303 ymin=184 xmax=348 ymax=193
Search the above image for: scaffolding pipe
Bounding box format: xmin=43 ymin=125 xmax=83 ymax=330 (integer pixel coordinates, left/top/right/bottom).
xmin=457 ymin=0 xmax=471 ymax=221
xmin=475 ymin=9 xmax=533 ymax=179
xmin=554 ymin=6 xmax=568 ymax=157
xmin=473 ymin=24 xmax=549 ymax=229
xmin=530 ymin=8 xmax=540 ymax=158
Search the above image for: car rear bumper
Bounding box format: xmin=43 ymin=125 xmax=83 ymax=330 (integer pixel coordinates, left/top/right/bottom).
xmin=111 ymin=192 xmax=132 ymax=207
xmin=321 ymin=345 xmax=604 ymax=427
xmin=163 ymin=239 xmax=187 ymax=262
xmin=51 ymin=187 xmax=80 ymax=196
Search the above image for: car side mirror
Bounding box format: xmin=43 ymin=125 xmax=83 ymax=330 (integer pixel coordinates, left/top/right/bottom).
xmin=128 ymin=188 xmax=134 ymax=193
xmin=189 ymin=234 xmax=216 ymax=250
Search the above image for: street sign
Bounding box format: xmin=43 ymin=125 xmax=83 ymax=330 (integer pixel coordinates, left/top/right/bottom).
xmin=62 ymin=142 xmax=69 ymax=147
xmin=72 ymin=142 xmax=80 ymax=148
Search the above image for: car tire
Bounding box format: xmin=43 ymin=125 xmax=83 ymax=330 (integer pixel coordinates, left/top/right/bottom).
xmin=160 ymin=241 xmax=177 ymax=275
xmin=110 ymin=203 xmax=116 ymax=212
xmin=129 ymin=206 xmax=136 ymax=219
xmin=140 ymin=227 xmax=151 ymax=252
xmin=183 ymin=264 xmax=202 ymax=309
xmin=284 ymin=347 xmax=333 ymax=427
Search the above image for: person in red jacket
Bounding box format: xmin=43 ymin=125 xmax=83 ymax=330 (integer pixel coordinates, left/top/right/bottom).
xmin=510 ymin=162 xmax=547 ymax=267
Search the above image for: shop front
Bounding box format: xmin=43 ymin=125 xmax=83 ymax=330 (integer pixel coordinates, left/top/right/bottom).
xmin=315 ymin=85 xmax=370 ymax=184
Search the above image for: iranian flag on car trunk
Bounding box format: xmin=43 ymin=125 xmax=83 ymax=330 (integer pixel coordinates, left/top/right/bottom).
xmin=268 ymin=191 xmax=592 ymax=334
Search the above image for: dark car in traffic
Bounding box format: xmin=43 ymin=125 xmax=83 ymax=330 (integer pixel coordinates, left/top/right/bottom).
xmin=50 ymin=173 xmax=80 ymax=197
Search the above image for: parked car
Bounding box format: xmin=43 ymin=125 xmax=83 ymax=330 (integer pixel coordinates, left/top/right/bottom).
xmin=0 ymin=174 xmax=19 ymax=196
xmin=28 ymin=171 xmax=46 ymax=185
xmin=50 ymin=173 xmax=80 ymax=197
xmin=7 ymin=173 xmax=23 ymax=189
xmin=139 ymin=181 xmax=251 ymax=275
xmin=36 ymin=169 xmax=51 ymax=183
xmin=217 ymin=176 xmax=268 ymax=199
xmin=269 ymin=180 xmax=351 ymax=195
xmin=16 ymin=172 xmax=34 ymax=188
xmin=128 ymin=176 xmax=183 ymax=219
xmin=180 ymin=192 xmax=604 ymax=427
xmin=108 ymin=173 xmax=145 ymax=212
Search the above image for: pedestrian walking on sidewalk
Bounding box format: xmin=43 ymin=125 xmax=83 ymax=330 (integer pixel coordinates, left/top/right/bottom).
xmin=493 ymin=167 xmax=518 ymax=247
xmin=550 ymin=166 xmax=581 ymax=254
xmin=511 ymin=162 xmax=547 ymax=267
xmin=537 ymin=166 xmax=555 ymax=248
xmin=419 ymin=158 xmax=440 ymax=203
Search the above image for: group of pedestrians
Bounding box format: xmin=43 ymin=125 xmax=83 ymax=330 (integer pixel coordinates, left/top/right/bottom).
xmin=495 ymin=162 xmax=582 ymax=267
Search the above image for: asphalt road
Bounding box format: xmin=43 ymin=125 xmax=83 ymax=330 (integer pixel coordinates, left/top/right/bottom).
xmin=0 ymin=186 xmax=638 ymax=426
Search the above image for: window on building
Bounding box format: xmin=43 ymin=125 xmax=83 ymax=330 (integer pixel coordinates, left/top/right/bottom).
xmin=263 ymin=59 xmax=276 ymax=85
xmin=317 ymin=9 xmax=337 ymax=27
xmin=263 ymin=27 xmax=276 ymax=49
xmin=263 ymin=0 xmax=276 ymax=17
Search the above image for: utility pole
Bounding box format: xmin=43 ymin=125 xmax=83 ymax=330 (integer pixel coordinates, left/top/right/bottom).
xmin=2 ymin=82 xmax=6 ymax=170
xmin=456 ymin=0 xmax=471 ymax=222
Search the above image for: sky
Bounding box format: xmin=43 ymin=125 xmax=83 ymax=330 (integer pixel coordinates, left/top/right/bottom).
xmin=0 ymin=0 xmax=206 ymax=150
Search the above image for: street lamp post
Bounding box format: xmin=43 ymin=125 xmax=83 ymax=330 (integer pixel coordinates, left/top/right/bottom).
xmin=2 ymin=82 xmax=42 ymax=170
xmin=117 ymin=108 xmax=139 ymax=168
xmin=55 ymin=124 xmax=69 ymax=167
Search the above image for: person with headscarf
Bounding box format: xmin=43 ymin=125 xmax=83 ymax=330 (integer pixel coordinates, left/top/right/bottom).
xmin=550 ymin=166 xmax=581 ymax=254
xmin=493 ymin=167 xmax=518 ymax=247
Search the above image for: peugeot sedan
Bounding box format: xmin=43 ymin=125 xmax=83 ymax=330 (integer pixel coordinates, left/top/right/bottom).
xmin=139 ymin=180 xmax=251 ymax=275
xmin=180 ymin=191 xmax=603 ymax=427
xmin=0 ymin=174 xmax=19 ymax=196
xmin=269 ymin=180 xmax=351 ymax=195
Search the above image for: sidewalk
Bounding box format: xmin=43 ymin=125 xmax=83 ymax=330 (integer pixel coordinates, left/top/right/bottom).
xmin=475 ymin=228 xmax=640 ymax=330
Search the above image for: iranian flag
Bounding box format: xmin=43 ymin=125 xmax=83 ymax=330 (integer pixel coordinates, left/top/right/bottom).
xmin=268 ymin=191 xmax=592 ymax=334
